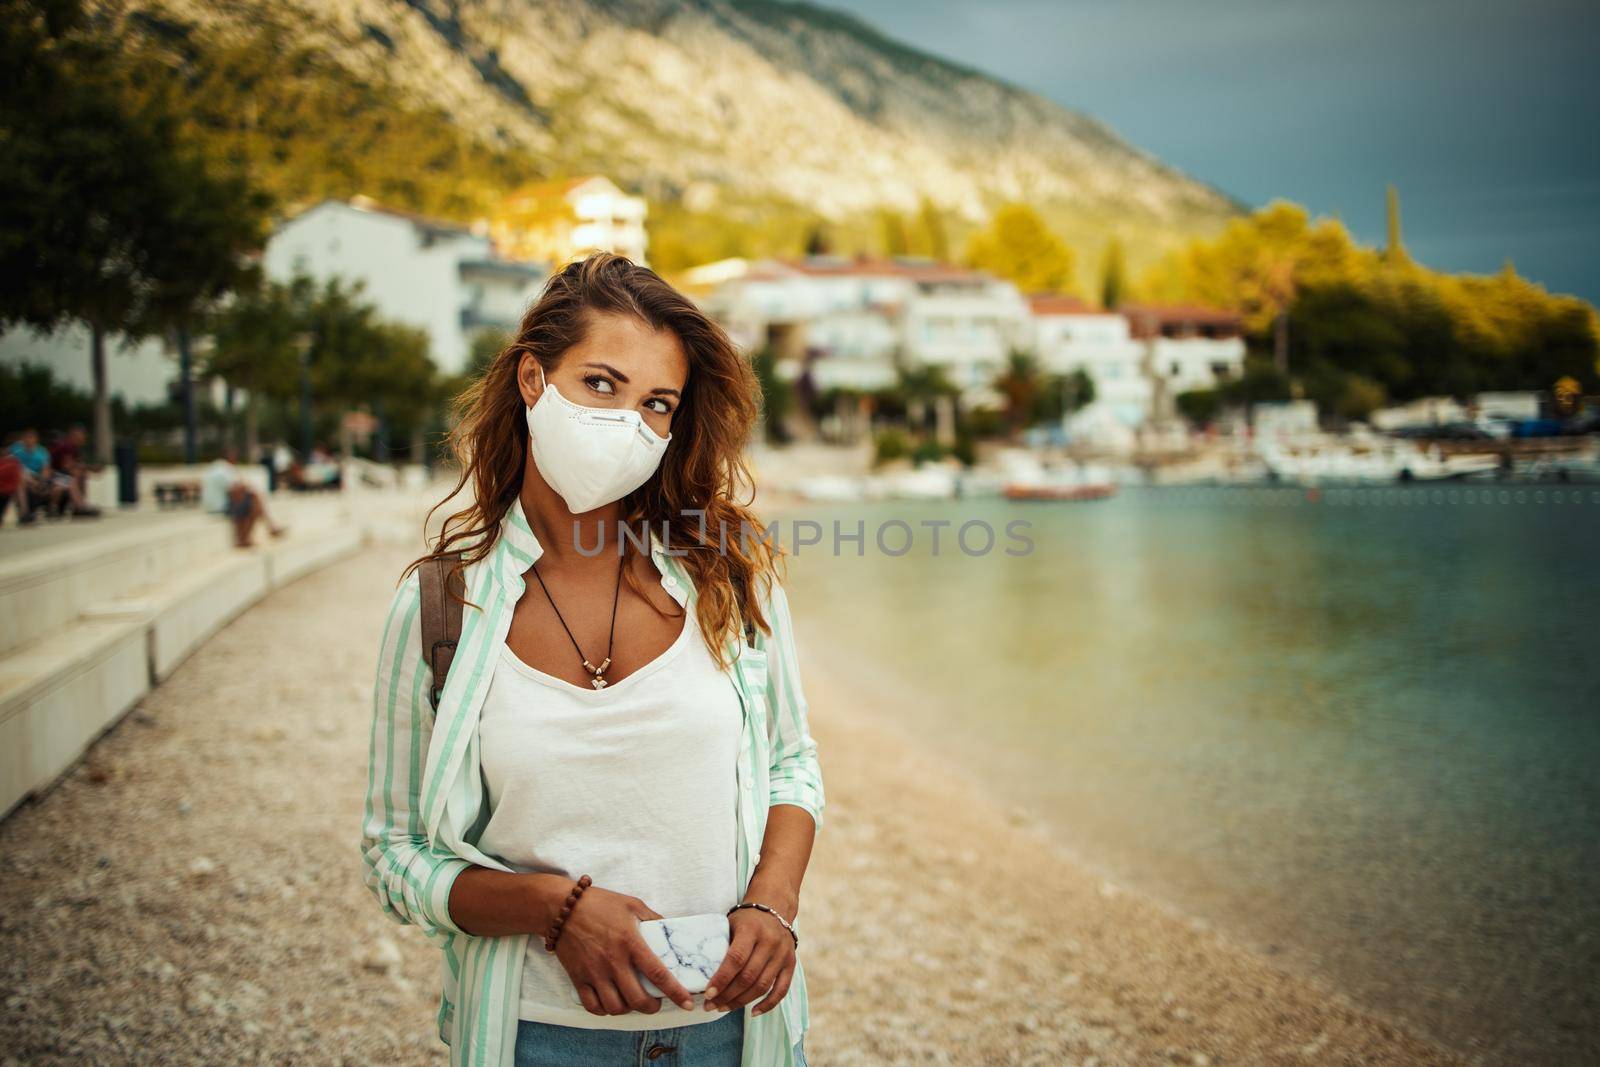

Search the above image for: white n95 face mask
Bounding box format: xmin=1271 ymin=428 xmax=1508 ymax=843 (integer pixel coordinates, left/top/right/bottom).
xmin=525 ymin=363 xmax=671 ymax=513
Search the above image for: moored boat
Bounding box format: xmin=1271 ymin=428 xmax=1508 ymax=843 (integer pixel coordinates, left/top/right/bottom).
xmin=1002 ymin=482 xmax=1117 ymax=501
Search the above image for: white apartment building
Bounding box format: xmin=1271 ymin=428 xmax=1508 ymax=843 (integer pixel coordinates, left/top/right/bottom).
xmin=701 ymin=257 xmax=1246 ymax=446
xmin=1123 ymin=304 xmax=1248 ymax=404
xmin=264 ymin=198 xmax=548 ymax=374
xmin=703 ymin=255 xmax=1030 ymax=405
xmin=1030 ymin=297 xmax=1247 ymax=434
xmin=1029 ymin=295 xmax=1152 ymax=430
xmin=490 ymin=175 xmax=649 ymax=268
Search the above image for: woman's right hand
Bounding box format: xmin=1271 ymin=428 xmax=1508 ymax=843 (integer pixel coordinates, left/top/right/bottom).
xmin=553 ymin=885 xmax=697 ymax=1014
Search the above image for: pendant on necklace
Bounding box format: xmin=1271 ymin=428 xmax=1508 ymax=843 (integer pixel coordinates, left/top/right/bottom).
xmin=583 ymin=657 xmax=613 ymax=690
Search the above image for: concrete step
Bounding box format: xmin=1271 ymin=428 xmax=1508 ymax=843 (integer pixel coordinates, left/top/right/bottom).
xmin=0 ymin=516 xmax=229 ymax=657
xmin=0 ymin=612 xmax=150 ymax=819
xmin=0 ymin=484 xmax=447 ymax=820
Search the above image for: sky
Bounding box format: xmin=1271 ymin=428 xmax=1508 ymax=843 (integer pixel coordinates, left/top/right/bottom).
xmin=826 ymin=0 xmax=1600 ymax=303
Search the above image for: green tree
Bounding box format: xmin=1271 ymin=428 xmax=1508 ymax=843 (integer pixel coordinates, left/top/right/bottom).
xmin=803 ymin=220 xmax=831 ymax=256
xmin=1141 ymin=197 xmax=1600 ymax=406
xmin=1035 ymin=368 xmax=1095 ymax=423
xmin=129 ymin=79 xmax=272 ymax=461
xmin=207 ymin=274 xmax=444 ymax=461
xmin=893 ymin=364 xmax=960 ymax=407
xmin=992 ymin=351 xmax=1095 ymax=430
xmin=1175 ymin=389 xmax=1221 ymax=427
xmin=963 ymin=202 xmax=1076 ymax=294
xmin=1100 ymin=236 xmax=1127 ymax=310
xmin=915 ymin=197 xmax=949 ymax=261
xmin=1384 ymin=184 xmax=1409 ymax=266
xmin=466 ymin=328 xmax=510 ymax=382
xmin=878 ymin=209 xmax=909 ymax=257
xmin=992 ymin=349 xmax=1042 ymax=435
xmin=879 ymin=363 xmax=959 ymax=439
xmin=202 ymin=276 xmax=306 ymax=456
xmin=296 ymin=276 xmax=440 ymax=458
xmin=365 ymin=321 xmax=439 ymax=458
xmin=750 ymin=344 xmax=793 ymax=444
xmin=0 ymin=0 xmax=270 ymax=462
xmin=0 ymin=362 xmax=93 ymax=437
xmin=871 ymin=427 xmax=911 ymax=467
xmin=1217 ymin=355 xmax=1293 ymax=411
xmin=1139 ymin=200 xmax=1369 ymax=378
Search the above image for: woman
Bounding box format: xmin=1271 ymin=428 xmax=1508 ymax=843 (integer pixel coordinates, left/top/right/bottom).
xmin=360 ymin=253 xmax=824 ymax=1067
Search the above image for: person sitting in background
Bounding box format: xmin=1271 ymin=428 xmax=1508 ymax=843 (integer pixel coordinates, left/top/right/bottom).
xmin=284 ymin=441 xmax=342 ymax=492
xmin=201 ymin=448 xmax=287 ymax=548
xmin=5 ymin=427 xmax=71 ymax=519
xmin=0 ymin=439 xmax=34 ymax=526
xmin=306 ymin=441 xmax=341 ymax=490
xmin=48 ymin=424 xmax=102 ymax=516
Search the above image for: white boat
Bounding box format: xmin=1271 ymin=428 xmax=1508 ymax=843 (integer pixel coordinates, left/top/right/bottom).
xmin=875 ymin=465 xmax=960 ymax=500
xmin=791 ymin=475 xmax=868 ymax=502
xmin=996 ymin=451 xmax=1118 ymax=501
xmin=1256 ymin=439 xmax=1499 ymax=484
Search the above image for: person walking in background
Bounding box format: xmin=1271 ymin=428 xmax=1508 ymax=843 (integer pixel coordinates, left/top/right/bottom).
xmin=360 ymin=253 xmax=823 ymax=1067
xmin=201 ymin=447 xmax=286 ymax=548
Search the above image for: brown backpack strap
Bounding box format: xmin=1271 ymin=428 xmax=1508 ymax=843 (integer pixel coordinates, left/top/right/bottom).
xmin=418 ymin=552 xmax=465 ymax=711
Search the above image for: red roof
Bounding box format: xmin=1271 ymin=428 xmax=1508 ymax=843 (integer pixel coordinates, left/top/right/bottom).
xmin=1029 ymin=293 xmax=1117 ymax=317
xmin=773 ymin=255 xmax=991 ymax=284
xmin=1120 ymin=303 xmax=1244 ymax=339
xmin=1120 ymin=303 xmax=1242 ymax=325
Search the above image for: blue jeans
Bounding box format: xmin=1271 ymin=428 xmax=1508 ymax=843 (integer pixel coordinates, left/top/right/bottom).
xmin=513 ymin=1009 xmax=807 ymax=1066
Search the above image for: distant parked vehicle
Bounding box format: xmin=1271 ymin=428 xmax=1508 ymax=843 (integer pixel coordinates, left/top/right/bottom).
xmin=1508 ymin=418 xmax=1564 ymax=438
xmin=1562 ymin=411 xmax=1600 ymax=436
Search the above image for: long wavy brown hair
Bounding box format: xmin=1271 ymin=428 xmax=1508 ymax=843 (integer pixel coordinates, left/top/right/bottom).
xmin=402 ymin=251 xmax=780 ymax=666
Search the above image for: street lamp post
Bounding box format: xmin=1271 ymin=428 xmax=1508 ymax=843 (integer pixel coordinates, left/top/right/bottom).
xmin=177 ymin=325 xmax=197 ymax=465
xmin=295 ymin=331 xmax=315 ymax=460
xmin=191 ymin=332 xmax=217 ymax=460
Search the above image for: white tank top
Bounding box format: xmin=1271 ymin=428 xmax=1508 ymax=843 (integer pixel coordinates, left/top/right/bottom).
xmin=475 ymin=604 xmax=742 ymax=1029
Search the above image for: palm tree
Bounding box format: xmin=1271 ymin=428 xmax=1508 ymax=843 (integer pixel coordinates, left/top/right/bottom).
xmin=993 ymin=349 xmax=1043 ymax=436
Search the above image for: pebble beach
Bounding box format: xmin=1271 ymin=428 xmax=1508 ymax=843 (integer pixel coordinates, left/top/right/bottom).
xmin=0 ymin=542 xmax=1467 ymax=1065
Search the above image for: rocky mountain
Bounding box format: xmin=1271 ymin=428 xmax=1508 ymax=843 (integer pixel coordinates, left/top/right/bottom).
xmin=100 ymin=0 xmax=1239 ymax=266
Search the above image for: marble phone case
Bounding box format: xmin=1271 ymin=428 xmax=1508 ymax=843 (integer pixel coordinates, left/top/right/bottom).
xmin=635 ymin=912 xmax=731 ymax=997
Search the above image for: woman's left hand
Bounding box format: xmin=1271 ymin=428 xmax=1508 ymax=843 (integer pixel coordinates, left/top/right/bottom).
xmin=703 ymin=898 xmax=797 ymax=1016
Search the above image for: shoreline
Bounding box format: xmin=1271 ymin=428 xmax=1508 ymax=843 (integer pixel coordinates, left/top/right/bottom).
xmin=0 ymin=538 xmax=1469 ymax=1065
xmin=792 ymin=630 xmax=1469 ymax=1066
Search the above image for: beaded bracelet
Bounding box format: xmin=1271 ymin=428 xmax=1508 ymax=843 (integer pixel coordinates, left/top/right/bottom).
xmin=544 ymin=874 xmax=593 ymax=952
xmin=727 ymin=901 xmax=799 ymax=948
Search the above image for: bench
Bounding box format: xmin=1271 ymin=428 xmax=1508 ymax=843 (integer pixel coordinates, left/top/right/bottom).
xmin=152 ymin=481 xmax=203 ymax=508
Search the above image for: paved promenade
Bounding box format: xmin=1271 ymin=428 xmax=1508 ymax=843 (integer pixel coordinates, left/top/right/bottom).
xmin=0 ymin=542 xmax=1463 ymax=1066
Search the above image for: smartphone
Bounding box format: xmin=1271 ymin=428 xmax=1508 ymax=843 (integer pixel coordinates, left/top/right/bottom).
xmin=635 ymin=912 xmax=730 ymax=998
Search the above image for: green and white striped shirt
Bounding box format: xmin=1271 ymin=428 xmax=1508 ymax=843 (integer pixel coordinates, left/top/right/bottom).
xmin=361 ymin=495 xmax=826 ymax=1067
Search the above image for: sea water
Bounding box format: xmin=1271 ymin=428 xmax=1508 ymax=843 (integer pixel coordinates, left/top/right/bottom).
xmin=780 ymin=486 xmax=1600 ymax=1065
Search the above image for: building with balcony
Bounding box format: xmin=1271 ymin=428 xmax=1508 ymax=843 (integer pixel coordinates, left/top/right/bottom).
xmin=701 ymin=255 xmax=1030 ymax=407
xmin=1028 ymin=294 xmax=1152 ymax=432
xmin=490 ymin=175 xmax=649 ymax=268
xmin=263 ymin=197 xmax=548 ymax=374
xmin=1122 ymin=304 xmax=1247 ymax=411
xmin=1029 ymin=296 xmax=1247 ymax=437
